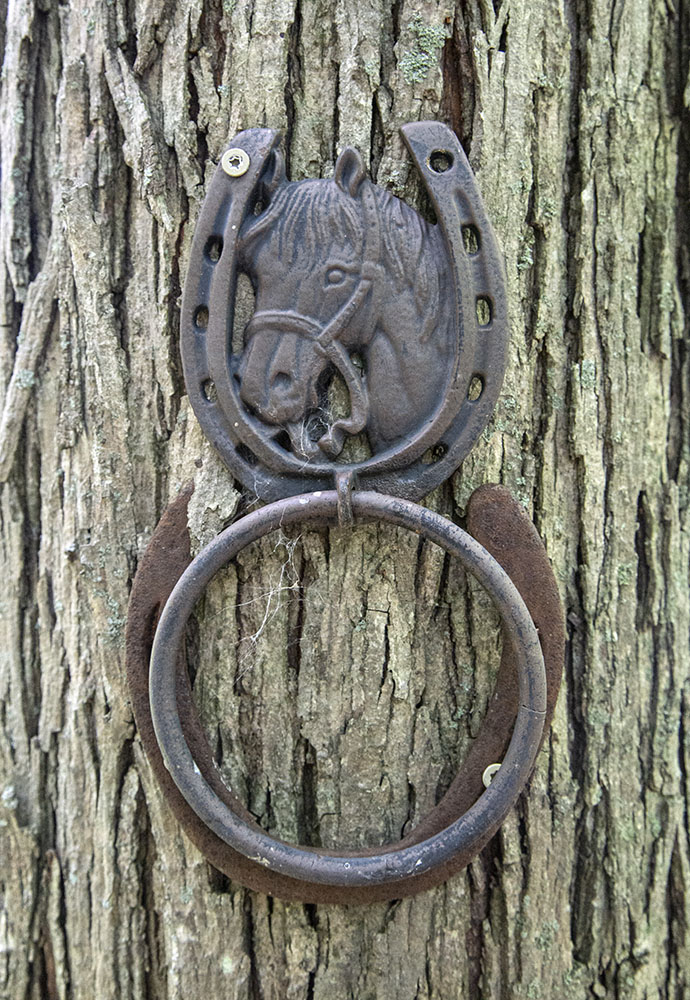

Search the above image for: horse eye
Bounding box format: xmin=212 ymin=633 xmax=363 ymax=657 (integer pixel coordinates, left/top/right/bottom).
xmin=326 ymin=267 xmax=346 ymax=286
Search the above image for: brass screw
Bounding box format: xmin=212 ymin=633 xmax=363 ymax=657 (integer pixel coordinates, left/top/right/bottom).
xmin=482 ymin=763 xmax=501 ymax=788
xmin=221 ymin=148 xmax=250 ymax=177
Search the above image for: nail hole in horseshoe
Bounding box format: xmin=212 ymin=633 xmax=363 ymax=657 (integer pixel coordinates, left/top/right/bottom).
xmin=468 ymin=376 xmax=484 ymax=401
xmin=429 ymin=150 xmax=454 ymax=173
xmin=462 ymin=225 xmax=480 ymax=255
xmin=195 ymin=305 xmax=209 ymax=330
xmin=476 ymin=296 xmax=492 ymax=327
xmin=205 ymin=236 xmax=223 ymax=262
xmin=236 ymin=442 xmax=258 ymax=466
xmin=421 ymin=441 xmax=448 ymax=465
xmin=201 ymin=378 xmax=217 ymax=403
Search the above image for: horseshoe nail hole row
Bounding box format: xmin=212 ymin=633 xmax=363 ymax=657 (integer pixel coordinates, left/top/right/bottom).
xmin=195 ymin=306 xmax=209 ymax=330
xmin=476 ymin=297 xmax=492 ymax=327
xmin=205 ymin=235 xmax=224 ymax=262
xmin=468 ymin=375 xmax=484 ymax=401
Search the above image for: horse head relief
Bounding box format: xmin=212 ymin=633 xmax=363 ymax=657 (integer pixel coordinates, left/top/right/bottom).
xmin=180 ymin=121 xmax=509 ymax=501
xmin=235 ymin=144 xmax=455 ymax=460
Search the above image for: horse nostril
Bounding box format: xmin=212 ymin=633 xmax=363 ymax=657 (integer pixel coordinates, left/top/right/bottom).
xmin=272 ymin=372 xmax=292 ymax=394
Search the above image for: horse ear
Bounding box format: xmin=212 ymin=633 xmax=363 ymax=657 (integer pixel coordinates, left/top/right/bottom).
xmin=334 ymin=146 xmax=367 ymax=197
xmin=260 ymin=149 xmax=286 ymax=199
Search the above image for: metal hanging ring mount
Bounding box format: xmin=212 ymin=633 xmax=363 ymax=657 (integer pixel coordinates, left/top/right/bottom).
xmin=148 ymin=491 xmax=546 ymax=889
xmin=126 ymin=483 xmax=564 ymax=903
xmin=180 ymin=122 xmax=509 ymax=502
xmin=124 ymin=121 xmax=566 ymax=902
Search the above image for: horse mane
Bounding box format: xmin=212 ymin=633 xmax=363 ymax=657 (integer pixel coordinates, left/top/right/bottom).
xmin=239 ymin=178 xmax=448 ymax=341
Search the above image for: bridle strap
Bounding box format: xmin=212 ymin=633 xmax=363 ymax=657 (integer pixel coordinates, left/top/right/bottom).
xmin=244 ymin=180 xmax=381 ymax=457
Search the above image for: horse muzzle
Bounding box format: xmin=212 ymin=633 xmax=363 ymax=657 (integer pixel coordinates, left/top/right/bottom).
xmin=238 ymin=309 xmax=370 ymax=456
xmin=238 ymin=368 xmax=306 ymax=425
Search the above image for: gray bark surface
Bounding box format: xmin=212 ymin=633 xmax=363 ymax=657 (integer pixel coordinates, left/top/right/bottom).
xmin=1 ymin=0 xmax=688 ymax=997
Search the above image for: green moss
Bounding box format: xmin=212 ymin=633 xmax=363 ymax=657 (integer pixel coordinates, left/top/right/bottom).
xmin=16 ymin=368 xmax=35 ymax=389
xmin=535 ymin=919 xmax=560 ymax=950
xmin=399 ymin=16 xmax=446 ymax=85
xmin=517 ymin=243 xmax=535 ymax=272
xmin=95 ymin=589 xmax=126 ymax=642
xmin=579 ymin=358 xmax=597 ymax=390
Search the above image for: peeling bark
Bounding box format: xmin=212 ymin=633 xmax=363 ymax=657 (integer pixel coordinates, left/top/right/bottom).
xmin=1 ymin=0 xmax=688 ymax=997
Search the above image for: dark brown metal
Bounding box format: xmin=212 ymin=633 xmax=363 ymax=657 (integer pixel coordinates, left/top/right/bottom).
xmin=149 ymin=492 xmax=546 ymax=888
xmin=125 ymin=484 xmax=564 ymax=903
xmin=335 ymin=469 xmax=355 ymax=527
xmin=123 ymin=123 xmax=565 ymax=902
xmin=180 ymin=122 xmax=508 ymax=502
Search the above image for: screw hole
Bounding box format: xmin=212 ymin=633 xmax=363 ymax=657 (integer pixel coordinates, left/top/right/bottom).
xmin=201 ymin=378 xmax=217 ymax=403
xmin=205 ymin=236 xmax=223 ymax=262
xmin=476 ymin=296 xmax=492 ymax=327
xmin=429 ymin=150 xmax=454 ymax=173
xmin=462 ymin=225 xmax=480 ymax=255
xmin=195 ymin=306 xmax=209 ymax=330
xmin=468 ymin=375 xmax=484 ymax=401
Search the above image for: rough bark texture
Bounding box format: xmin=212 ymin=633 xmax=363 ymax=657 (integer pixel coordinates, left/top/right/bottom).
xmin=1 ymin=0 xmax=688 ymax=997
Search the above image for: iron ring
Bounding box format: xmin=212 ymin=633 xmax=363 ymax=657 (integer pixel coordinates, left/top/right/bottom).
xmin=149 ymin=491 xmax=547 ymax=888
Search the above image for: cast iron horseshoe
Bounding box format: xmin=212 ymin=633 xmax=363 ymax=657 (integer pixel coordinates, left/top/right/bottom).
xmin=180 ymin=122 xmax=507 ymax=500
xmin=125 ymin=122 xmax=564 ymax=902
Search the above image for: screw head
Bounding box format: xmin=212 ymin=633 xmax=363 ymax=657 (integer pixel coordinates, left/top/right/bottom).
xmin=221 ymin=148 xmax=250 ymax=177
xmin=482 ymin=763 xmax=501 ymax=788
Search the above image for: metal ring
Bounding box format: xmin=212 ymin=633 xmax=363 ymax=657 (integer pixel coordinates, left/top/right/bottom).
xmin=127 ymin=484 xmax=564 ymax=901
xmin=149 ymin=491 xmax=546 ymax=888
xmin=149 ymin=491 xmax=546 ymax=887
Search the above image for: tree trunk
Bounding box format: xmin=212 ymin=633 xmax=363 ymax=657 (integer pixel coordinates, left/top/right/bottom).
xmin=1 ymin=0 xmax=688 ymax=997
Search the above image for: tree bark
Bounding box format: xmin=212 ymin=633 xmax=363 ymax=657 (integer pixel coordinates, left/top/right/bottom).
xmin=1 ymin=0 xmax=688 ymax=997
